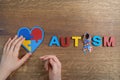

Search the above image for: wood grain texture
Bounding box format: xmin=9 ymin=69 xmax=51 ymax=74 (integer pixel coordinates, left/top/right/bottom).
xmin=0 ymin=0 xmax=120 ymax=80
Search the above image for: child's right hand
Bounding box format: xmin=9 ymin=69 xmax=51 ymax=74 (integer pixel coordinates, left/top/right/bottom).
xmin=40 ymin=55 xmax=62 ymax=80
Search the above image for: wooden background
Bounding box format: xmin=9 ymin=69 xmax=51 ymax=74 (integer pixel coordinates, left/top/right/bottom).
xmin=0 ymin=0 xmax=120 ymax=80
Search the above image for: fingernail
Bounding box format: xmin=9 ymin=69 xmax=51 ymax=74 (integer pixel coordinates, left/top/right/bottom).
xmin=40 ymin=56 xmax=44 ymax=58
xmin=22 ymin=37 xmax=25 ymax=40
xmin=28 ymin=53 xmax=32 ymax=55
xmin=21 ymin=36 xmax=23 ymax=38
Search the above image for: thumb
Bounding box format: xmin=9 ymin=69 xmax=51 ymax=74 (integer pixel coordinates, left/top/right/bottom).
xmin=19 ymin=53 xmax=31 ymax=66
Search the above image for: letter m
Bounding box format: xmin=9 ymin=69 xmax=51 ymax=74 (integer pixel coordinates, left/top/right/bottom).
xmin=104 ymin=36 xmax=115 ymax=47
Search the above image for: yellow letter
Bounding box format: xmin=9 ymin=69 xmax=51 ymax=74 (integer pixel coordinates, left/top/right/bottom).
xmin=72 ymin=36 xmax=81 ymax=47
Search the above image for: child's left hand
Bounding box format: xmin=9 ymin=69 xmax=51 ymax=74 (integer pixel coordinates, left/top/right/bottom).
xmin=0 ymin=35 xmax=31 ymax=80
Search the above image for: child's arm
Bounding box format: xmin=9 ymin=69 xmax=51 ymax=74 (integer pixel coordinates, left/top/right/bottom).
xmin=40 ymin=55 xmax=62 ymax=80
xmin=0 ymin=35 xmax=31 ymax=80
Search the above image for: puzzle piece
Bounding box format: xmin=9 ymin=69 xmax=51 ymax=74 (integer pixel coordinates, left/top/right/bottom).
xmin=17 ymin=26 xmax=44 ymax=53
xmin=22 ymin=40 xmax=31 ymax=52
xmin=31 ymin=28 xmax=42 ymax=42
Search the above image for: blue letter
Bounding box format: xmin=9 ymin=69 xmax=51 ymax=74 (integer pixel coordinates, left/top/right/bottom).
xmin=49 ymin=35 xmax=60 ymax=47
xmin=92 ymin=36 xmax=102 ymax=46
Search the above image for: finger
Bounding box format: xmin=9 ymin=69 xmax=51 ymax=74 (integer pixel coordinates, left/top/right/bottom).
xmin=41 ymin=55 xmax=61 ymax=68
xmin=6 ymin=35 xmax=17 ymax=52
xmin=14 ymin=37 xmax=25 ymax=57
xmin=40 ymin=55 xmax=56 ymax=60
xmin=49 ymin=59 xmax=56 ymax=69
xmin=41 ymin=55 xmax=60 ymax=63
xmin=10 ymin=36 xmax=23 ymax=53
xmin=44 ymin=60 xmax=49 ymax=71
xmin=19 ymin=53 xmax=31 ymax=66
xmin=40 ymin=57 xmax=50 ymax=71
xmin=40 ymin=55 xmax=61 ymax=67
xmin=3 ymin=38 xmax=11 ymax=54
xmin=40 ymin=55 xmax=48 ymax=59
xmin=40 ymin=55 xmax=56 ymax=59
xmin=48 ymin=56 xmax=61 ymax=68
xmin=51 ymin=57 xmax=61 ymax=69
xmin=53 ymin=56 xmax=61 ymax=67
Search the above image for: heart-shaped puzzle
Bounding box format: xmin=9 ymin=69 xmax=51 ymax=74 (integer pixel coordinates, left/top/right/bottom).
xmin=17 ymin=26 xmax=44 ymax=53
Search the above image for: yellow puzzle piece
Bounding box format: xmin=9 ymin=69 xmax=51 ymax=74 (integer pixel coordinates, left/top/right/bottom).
xmin=22 ymin=40 xmax=31 ymax=52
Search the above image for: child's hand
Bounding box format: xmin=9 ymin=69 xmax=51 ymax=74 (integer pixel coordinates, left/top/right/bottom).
xmin=40 ymin=55 xmax=62 ymax=80
xmin=0 ymin=35 xmax=31 ymax=80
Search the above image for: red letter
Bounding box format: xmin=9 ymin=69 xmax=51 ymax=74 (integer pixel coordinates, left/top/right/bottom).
xmin=60 ymin=37 xmax=70 ymax=47
xmin=103 ymin=36 xmax=115 ymax=47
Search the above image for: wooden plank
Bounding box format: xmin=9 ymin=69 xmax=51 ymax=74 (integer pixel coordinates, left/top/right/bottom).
xmin=0 ymin=0 xmax=120 ymax=80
